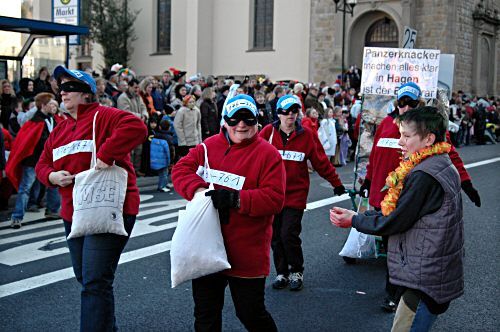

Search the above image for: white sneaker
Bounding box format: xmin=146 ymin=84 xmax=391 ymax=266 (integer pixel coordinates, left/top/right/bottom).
xmin=158 ymin=187 xmax=171 ymax=193
xmin=10 ymin=219 xmax=22 ymax=229
xmin=166 ymin=183 xmax=174 ymax=189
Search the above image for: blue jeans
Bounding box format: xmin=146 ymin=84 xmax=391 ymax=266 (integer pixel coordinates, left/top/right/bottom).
xmin=12 ymin=166 xmax=36 ymax=221
xmin=392 ymin=292 xmax=438 ymax=332
xmin=64 ymin=215 xmax=135 ymax=332
xmin=157 ymin=167 xmax=168 ymax=190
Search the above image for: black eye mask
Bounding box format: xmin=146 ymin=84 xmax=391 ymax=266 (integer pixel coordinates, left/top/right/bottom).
xmin=224 ymin=114 xmax=258 ymax=126
xmin=59 ymin=81 xmax=93 ymax=94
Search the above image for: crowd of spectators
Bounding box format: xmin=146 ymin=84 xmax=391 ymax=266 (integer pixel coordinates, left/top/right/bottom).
xmin=1 ymin=64 xmax=499 ymax=204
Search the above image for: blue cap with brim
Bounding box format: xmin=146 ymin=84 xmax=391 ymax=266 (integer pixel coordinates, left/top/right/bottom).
xmin=277 ymin=95 xmax=302 ymax=110
xmin=54 ymin=66 xmax=97 ymax=94
xmin=397 ymin=82 xmax=421 ymax=101
xmin=223 ymin=94 xmax=258 ymax=118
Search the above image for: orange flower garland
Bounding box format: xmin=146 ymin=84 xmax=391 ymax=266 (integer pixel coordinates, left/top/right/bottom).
xmin=380 ymin=142 xmax=451 ymax=216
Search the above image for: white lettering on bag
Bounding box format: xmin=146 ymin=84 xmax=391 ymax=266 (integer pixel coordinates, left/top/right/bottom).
xmin=278 ymin=150 xmax=305 ymax=162
xmin=376 ymin=138 xmax=401 ymax=149
xmin=52 ymin=140 xmax=93 ymax=161
xmin=196 ymin=166 xmax=246 ymax=190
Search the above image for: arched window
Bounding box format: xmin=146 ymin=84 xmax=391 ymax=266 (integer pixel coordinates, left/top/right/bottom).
xmin=365 ymin=18 xmax=398 ymax=48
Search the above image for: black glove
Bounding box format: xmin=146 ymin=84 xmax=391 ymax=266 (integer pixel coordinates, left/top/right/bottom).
xmin=461 ymin=180 xmax=481 ymax=207
xmin=205 ymin=189 xmax=240 ymax=224
xmin=360 ymin=179 xmax=371 ymax=198
xmin=333 ymin=185 xmax=346 ymax=196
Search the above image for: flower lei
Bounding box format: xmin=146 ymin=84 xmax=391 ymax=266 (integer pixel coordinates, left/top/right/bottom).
xmin=380 ymin=141 xmax=451 ymax=216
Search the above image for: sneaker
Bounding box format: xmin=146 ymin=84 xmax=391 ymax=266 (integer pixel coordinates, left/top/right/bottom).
xmin=10 ymin=219 xmax=22 ymax=229
xmin=381 ymin=297 xmax=398 ymax=313
xmin=44 ymin=210 xmax=61 ymax=220
xmin=272 ymin=274 xmax=289 ymax=290
xmin=166 ymin=183 xmax=174 ymax=189
xmin=289 ymin=272 xmax=303 ymax=291
xmin=26 ymin=206 xmax=40 ymax=212
xmin=157 ymin=187 xmax=171 ymax=193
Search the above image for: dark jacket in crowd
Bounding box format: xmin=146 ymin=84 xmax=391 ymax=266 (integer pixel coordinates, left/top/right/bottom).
xmin=200 ymin=99 xmax=219 ymax=140
xmin=0 ymin=93 xmax=17 ymax=129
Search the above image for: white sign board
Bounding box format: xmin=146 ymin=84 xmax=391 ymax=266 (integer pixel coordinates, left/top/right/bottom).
xmin=52 ymin=0 xmax=80 ymax=45
xmin=360 ymin=47 xmax=441 ymax=98
xmin=437 ymin=54 xmax=455 ymax=98
xmin=402 ymin=26 xmax=418 ymax=49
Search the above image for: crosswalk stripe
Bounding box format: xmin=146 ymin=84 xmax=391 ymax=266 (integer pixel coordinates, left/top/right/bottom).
xmin=0 ymin=241 xmax=172 ymax=298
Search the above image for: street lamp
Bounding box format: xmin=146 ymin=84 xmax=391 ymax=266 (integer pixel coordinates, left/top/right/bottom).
xmin=333 ymin=0 xmax=357 ymax=85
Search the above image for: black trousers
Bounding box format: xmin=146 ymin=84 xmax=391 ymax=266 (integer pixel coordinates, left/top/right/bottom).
xmin=192 ymin=273 xmax=277 ymax=332
xmin=271 ymin=207 xmax=305 ymax=275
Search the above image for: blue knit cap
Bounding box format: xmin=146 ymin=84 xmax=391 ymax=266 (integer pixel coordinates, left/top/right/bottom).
xmin=397 ymin=82 xmax=421 ymax=101
xmin=54 ymin=66 xmax=97 ymax=94
xmin=277 ymin=95 xmax=302 ymax=110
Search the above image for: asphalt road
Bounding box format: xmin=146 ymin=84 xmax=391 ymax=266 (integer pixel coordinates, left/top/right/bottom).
xmin=0 ymin=143 xmax=499 ymax=331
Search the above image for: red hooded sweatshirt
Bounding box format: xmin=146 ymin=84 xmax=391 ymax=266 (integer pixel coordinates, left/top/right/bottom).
xmin=172 ymin=130 xmax=285 ymax=278
xmin=366 ymin=113 xmax=470 ymax=209
xmin=260 ymin=121 xmax=343 ymax=209
xmin=35 ymin=103 xmax=148 ymax=222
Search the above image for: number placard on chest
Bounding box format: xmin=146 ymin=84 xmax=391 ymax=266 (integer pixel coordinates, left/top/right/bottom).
xmin=196 ymin=166 xmax=246 ymax=190
xmin=278 ymin=150 xmax=305 ymax=162
xmin=376 ymin=138 xmax=401 ymax=149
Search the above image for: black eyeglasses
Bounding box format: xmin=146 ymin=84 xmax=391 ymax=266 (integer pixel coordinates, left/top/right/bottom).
xmin=224 ymin=115 xmax=258 ymax=126
xmin=278 ymin=107 xmax=300 ymax=115
xmin=398 ymin=97 xmax=419 ymax=109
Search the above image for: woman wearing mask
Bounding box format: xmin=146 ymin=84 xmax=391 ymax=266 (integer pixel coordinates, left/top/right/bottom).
xmin=35 ymin=66 xmax=147 ymax=331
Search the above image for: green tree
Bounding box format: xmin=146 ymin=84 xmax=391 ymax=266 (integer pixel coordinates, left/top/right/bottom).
xmin=82 ymin=0 xmax=140 ymax=68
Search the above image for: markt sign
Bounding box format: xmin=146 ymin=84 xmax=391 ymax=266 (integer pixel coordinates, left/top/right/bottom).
xmin=360 ymin=47 xmax=440 ymax=98
xmin=52 ymin=0 xmax=80 ymax=45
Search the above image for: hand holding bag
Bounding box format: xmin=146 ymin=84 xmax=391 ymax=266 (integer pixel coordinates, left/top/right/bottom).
xmin=67 ymin=111 xmax=129 ymax=239
xmin=338 ymin=197 xmax=377 ymax=259
xmin=170 ymin=143 xmax=231 ymax=288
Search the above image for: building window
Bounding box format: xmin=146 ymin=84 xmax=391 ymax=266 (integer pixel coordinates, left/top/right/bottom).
xmin=253 ymin=0 xmax=273 ymax=50
xmin=157 ymin=0 xmax=171 ymax=53
xmin=365 ymin=18 xmax=398 ymax=48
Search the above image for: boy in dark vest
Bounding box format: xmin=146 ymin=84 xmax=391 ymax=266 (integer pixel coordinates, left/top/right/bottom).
xmin=331 ymin=106 xmax=464 ymax=331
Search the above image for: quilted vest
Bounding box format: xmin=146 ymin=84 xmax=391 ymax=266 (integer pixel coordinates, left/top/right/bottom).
xmin=387 ymin=153 xmax=464 ymax=304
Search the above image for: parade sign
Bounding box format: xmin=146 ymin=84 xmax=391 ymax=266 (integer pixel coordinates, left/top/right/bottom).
xmin=360 ymin=47 xmax=441 ymax=98
xmin=52 ymin=0 xmax=80 ymax=45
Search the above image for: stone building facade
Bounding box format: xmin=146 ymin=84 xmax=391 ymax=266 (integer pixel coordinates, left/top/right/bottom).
xmin=310 ymin=0 xmax=499 ymax=95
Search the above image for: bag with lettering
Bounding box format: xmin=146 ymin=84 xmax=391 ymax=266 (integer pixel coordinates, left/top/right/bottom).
xmin=170 ymin=143 xmax=231 ymax=288
xmin=338 ymin=197 xmax=377 ymax=259
xmin=67 ymin=111 xmax=129 ymax=239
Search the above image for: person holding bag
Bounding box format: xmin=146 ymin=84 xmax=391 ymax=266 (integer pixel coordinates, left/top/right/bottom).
xmin=35 ymin=66 xmax=147 ymax=332
xmin=172 ymin=93 xmax=285 ymax=332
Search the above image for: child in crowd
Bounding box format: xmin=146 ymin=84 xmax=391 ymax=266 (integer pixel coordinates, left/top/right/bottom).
xmin=331 ymin=106 xmax=464 ymax=331
xmin=150 ymin=119 xmax=172 ymax=192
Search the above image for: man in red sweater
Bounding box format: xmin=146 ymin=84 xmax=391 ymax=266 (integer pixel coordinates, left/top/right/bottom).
xmin=360 ymin=81 xmax=480 ymax=312
xmin=260 ymin=95 xmax=346 ymax=291
xmin=172 ymin=94 xmax=285 ymax=331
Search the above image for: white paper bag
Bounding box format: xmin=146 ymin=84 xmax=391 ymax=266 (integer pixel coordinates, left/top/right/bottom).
xmin=68 ymin=111 xmax=129 ymax=239
xmin=170 ymin=143 xmax=231 ymax=288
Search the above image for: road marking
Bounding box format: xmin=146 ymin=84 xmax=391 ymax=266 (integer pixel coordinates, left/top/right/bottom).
xmin=464 ymin=156 xmax=500 ymax=169
xmin=0 ymin=200 xmax=185 ymax=246
xmin=0 ymin=241 xmax=171 ymax=298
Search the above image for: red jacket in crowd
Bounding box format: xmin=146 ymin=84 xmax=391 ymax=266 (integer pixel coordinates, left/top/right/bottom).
xmin=366 ymin=113 xmax=470 ymax=209
xmin=260 ymin=121 xmax=343 ymax=210
xmin=301 ymin=116 xmax=318 ymax=132
xmin=172 ymin=130 xmax=285 ymax=278
xmin=36 ymin=103 xmax=148 ymax=222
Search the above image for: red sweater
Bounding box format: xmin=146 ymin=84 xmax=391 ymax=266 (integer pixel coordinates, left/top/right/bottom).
xmin=35 ymin=103 xmax=148 ymax=222
xmin=301 ymin=117 xmax=318 ymax=132
xmin=172 ymin=130 xmax=285 ymax=278
xmin=366 ymin=113 xmax=470 ymax=208
xmin=260 ymin=122 xmax=343 ymax=209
